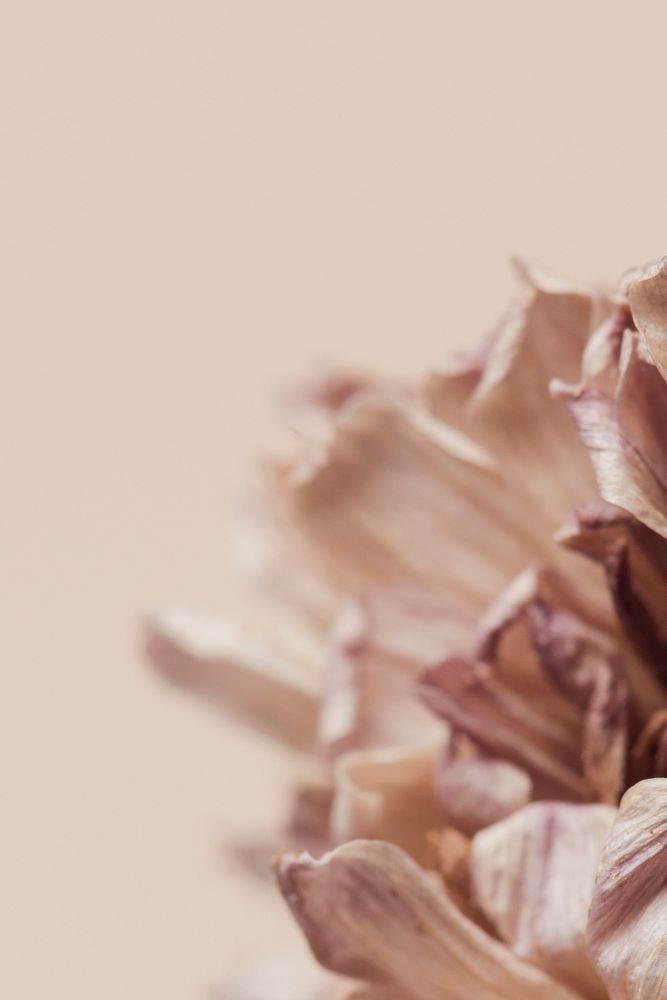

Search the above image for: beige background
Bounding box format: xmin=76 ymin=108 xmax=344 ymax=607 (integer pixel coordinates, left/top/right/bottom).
xmin=3 ymin=2 xmax=667 ymax=996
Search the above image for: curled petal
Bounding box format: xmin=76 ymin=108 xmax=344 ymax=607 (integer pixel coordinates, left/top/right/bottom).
xmin=471 ymin=802 xmax=615 ymax=998
xmin=587 ymin=778 xmax=667 ymax=999
xmin=330 ymin=744 xmax=443 ymax=864
xmin=276 ymin=840 xmax=584 ymax=1000
xmin=144 ymin=606 xmax=319 ymax=749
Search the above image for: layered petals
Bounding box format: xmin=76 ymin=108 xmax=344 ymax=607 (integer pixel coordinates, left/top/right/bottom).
xmin=556 ymin=304 xmax=667 ymax=540
xmin=276 ymin=840 xmax=584 ymax=1000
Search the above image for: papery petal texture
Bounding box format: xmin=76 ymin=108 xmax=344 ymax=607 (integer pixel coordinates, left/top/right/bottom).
xmin=471 ymin=801 xmax=615 ymax=998
xmin=276 ymin=840 xmax=584 ymax=1000
xmin=587 ymin=778 xmax=667 ymax=999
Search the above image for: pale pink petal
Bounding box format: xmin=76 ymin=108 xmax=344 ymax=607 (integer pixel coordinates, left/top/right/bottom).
xmin=276 ymin=840 xmax=584 ymax=1000
xmin=330 ymin=744 xmax=443 ymax=864
xmin=471 ymin=802 xmax=615 ymax=999
xmin=435 ymin=736 xmax=532 ymax=835
xmin=587 ymin=778 xmax=667 ymax=999
xmin=144 ymin=605 xmax=319 ymax=749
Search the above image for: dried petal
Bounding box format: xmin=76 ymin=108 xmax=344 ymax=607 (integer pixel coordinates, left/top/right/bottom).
xmin=626 ymin=255 xmax=667 ymax=382
xmin=277 ymin=394 xmax=561 ymax=614
xmin=587 ymin=778 xmax=667 ymax=999
xmin=419 ymin=658 xmax=589 ymax=799
xmin=319 ymin=589 xmax=467 ymax=753
xmin=471 ymin=802 xmax=615 ymax=998
xmin=144 ymin=606 xmax=319 ymax=749
xmin=556 ymin=310 xmax=667 ymax=540
xmin=276 ymin=840 xmax=584 ymax=1000
xmin=427 ymin=262 xmax=600 ymax=529
xmin=558 ymin=501 xmax=667 ymax=709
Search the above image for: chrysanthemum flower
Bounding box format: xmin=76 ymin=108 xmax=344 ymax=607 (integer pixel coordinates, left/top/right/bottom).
xmin=146 ymin=258 xmax=667 ymax=1000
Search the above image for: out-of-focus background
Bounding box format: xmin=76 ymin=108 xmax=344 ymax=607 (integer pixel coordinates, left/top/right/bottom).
xmin=3 ymin=2 xmax=667 ymax=996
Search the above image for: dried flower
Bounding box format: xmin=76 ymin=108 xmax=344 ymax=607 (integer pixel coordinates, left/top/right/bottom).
xmin=146 ymin=258 xmax=667 ymax=999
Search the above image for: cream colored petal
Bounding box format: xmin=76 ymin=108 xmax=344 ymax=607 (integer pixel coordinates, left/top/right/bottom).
xmin=330 ymin=744 xmax=443 ymax=865
xmin=144 ymin=605 xmax=319 ymax=749
xmin=276 ymin=840 xmax=585 ymax=1000
xmin=587 ymin=778 xmax=667 ymax=999
xmin=471 ymin=802 xmax=615 ymax=999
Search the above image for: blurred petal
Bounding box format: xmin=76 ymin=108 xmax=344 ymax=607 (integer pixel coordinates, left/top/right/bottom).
xmin=319 ymin=588 xmax=468 ymax=754
xmin=213 ymin=948 xmax=333 ymax=1000
xmin=471 ymin=802 xmax=615 ymax=999
xmin=330 ymin=744 xmax=443 ymax=864
xmin=587 ymin=778 xmax=667 ymax=999
xmin=630 ymin=709 xmax=667 ymax=782
xmin=144 ymin=605 xmax=319 ymax=749
xmin=276 ymin=840 xmax=584 ymax=1000
xmin=434 ymin=736 xmax=532 ymax=835
xmin=276 ymin=393 xmax=561 ymax=614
